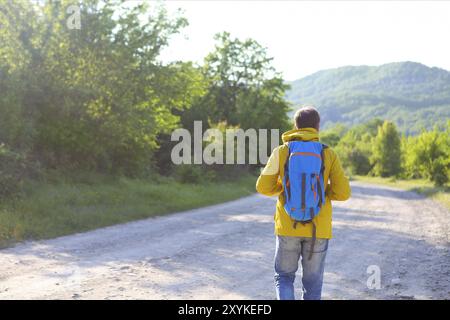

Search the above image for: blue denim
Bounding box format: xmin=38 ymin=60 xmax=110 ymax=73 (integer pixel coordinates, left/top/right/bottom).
xmin=274 ymin=235 xmax=329 ymax=300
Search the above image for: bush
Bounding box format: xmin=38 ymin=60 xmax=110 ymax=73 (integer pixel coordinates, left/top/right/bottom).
xmin=175 ymin=165 xmax=204 ymax=184
xmin=174 ymin=164 xmax=221 ymax=184
xmin=370 ymin=121 xmax=402 ymax=177
xmin=347 ymin=149 xmax=372 ymax=175
xmin=334 ymin=128 xmax=374 ymax=176
xmin=430 ymin=159 xmax=449 ymax=186
xmin=402 ymin=125 xmax=449 ymax=186
xmin=0 ymin=144 xmax=39 ymax=198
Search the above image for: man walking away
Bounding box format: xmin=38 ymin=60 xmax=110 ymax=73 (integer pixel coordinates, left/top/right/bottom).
xmin=256 ymin=106 xmax=351 ymax=300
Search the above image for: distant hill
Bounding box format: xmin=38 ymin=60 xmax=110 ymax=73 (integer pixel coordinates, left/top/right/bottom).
xmin=285 ymin=62 xmax=450 ymax=134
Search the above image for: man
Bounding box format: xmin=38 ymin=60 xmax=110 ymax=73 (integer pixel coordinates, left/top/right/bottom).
xmin=256 ymin=106 xmax=351 ymax=300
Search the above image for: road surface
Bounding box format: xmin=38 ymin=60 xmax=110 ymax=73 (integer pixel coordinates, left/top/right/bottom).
xmin=0 ymin=181 xmax=448 ymax=300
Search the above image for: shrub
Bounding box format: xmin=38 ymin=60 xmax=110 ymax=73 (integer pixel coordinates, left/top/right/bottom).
xmin=347 ymin=149 xmax=372 ymax=175
xmin=370 ymin=121 xmax=402 ymax=177
xmin=0 ymin=144 xmax=39 ymax=197
xmin=402 ymin=126 xmax=449 ymax=186
xmin=430 ymin=158 xmax=449 ymax=186
xmin=175 ymin=165 xmax=204 ymax=184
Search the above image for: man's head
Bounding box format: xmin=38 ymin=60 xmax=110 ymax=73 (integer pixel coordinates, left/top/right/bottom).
xmin=294 ymin=106 xmax=320 ymax=131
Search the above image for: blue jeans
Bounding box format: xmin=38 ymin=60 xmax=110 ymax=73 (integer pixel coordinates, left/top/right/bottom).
xmin=274 ymin=235 xmax=329 ymax=300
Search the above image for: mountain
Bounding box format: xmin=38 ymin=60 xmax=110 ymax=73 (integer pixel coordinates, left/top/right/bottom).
xmin=285 ymin=61 xmax=450 ymax=134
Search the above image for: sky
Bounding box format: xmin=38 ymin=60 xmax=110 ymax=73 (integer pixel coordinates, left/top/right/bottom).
xmin=158 ymin=0 xmax=450 ymax=81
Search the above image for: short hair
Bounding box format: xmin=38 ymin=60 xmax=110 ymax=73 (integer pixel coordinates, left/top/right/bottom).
xmin=294 ymin=106 xmax=320 ymax=130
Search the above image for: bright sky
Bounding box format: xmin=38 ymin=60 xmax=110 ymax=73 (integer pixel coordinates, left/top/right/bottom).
xmin=159 ymin=0 xmax=450 ymax=81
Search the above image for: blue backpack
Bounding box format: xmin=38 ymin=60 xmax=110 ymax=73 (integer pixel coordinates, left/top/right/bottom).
xmin=282 ymin=141 xmax=328 ymax=258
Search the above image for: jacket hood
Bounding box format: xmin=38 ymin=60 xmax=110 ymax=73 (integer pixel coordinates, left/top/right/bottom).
xmin=281 ymin=128 xmax=319 ymax=143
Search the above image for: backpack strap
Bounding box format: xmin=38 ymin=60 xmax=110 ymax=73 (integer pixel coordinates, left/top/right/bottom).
xmin=320 ymin=143 xmax=328 ymax=175
xmin=319 ymin=143 xmax=329 ymax=207
xmin=284 ymin=142 xmax=291 ymax=200
xmin=301 ymin=173 xmax=306 ymax=210
xmin=317 ymin=174 xmax=323 ymax=208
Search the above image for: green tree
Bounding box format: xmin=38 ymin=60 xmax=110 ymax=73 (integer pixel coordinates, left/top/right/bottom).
xmin=334 ymin=129 xmax=373 ymax=175
xmin=403 ymin=124 xmax=449 ymax=186
xmin=371 ymin=121 xmax=402 ymax=177
xmin=0 ymin=0 xmax=201 ymax=175
xmin=202 ymin=32 xmax=290 ymax=130
xmin=320 ymin=123 xmax=348 ymax=147
xmin=175 ymin=32 xmax=291 ymax=177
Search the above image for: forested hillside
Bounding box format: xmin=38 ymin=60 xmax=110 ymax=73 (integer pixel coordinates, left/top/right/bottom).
xmin=286 ymin=62 xmax=450 ymax=134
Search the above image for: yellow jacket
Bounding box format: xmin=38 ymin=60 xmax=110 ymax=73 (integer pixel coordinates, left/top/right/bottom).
xmin=256 ymin=128 xmax=351 ymax=239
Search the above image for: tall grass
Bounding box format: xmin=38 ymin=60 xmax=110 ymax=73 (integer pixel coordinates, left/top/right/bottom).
xmin=0 ymin=173 xmax=256 ymax=248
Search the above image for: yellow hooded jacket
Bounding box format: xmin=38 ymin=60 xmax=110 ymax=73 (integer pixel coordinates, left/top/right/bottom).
xmin=256 ymin=128 xmax=351 ymax=239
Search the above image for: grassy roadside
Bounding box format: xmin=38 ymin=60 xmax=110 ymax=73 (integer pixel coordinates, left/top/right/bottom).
xmin=351 ymin=175 xmax=450 ymax=210
xmin=0 ymin=173 xmax=257 ymax=248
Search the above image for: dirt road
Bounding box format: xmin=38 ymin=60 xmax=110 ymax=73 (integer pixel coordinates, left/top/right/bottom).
xmin=0 ymin=181 xmax=448 ymax=300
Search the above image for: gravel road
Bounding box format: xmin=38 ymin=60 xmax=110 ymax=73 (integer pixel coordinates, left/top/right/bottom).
xmin=0 ymin=181 xmax=448 ymax=300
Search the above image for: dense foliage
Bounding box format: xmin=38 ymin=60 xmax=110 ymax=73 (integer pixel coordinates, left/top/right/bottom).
xmin=0 ymin=1 xmax=291 ymax=196
xmin=322 ymin=120 xmax=449 ymax=186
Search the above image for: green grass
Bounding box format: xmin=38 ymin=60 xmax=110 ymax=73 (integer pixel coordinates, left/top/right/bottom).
xmin=352 ymin=175 xmax=450 ymax=210
xmin=0 ymin=173 xmax=257 ymax=248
